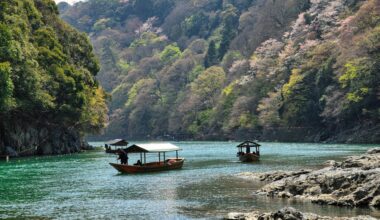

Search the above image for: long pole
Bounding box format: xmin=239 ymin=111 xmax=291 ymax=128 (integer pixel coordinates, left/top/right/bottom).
xmin=176 ymin=151 xmax=178 ymax=159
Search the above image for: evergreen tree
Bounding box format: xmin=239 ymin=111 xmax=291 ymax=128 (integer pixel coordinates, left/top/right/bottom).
xmin=204 ymin=40 xmax=218 ymax=68
xmin=218 ymin=5 xmax=239 ymax=60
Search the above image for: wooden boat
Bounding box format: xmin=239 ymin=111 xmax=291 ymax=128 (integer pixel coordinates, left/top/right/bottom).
xmin=109 ymin=143 xmax=185 ymax=174
xmin=238 ymin=153 xmax=259 ymax=162
xmin=236 ymin=140 xmax=261 ymax=162
xmin=104 ymin=139 xmax=129 ymax=154
xmin=110 ymin=158 xmax=184 ymax=174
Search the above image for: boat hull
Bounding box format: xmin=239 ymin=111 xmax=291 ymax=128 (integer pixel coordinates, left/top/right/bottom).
xmin=239 ymin=153 xmax=259 ymax=162
xmin=109 ymin=158 xmax=184 ymax=174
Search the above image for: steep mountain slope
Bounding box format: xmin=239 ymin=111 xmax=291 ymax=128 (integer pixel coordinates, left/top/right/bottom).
xmin=0 ymin=0 xmax=107 ymax=155
xmin=60 ymin=0 xmax=379 ymax=143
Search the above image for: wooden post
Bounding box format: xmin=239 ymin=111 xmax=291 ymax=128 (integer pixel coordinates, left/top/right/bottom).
xmin=140 ymin=153 xmax=142 ymax=163
xmin=163 ymin=152 xmax=166 ymax=162
xmin=144 ymin=153 xmax=146 ymax=164
xmin=176 ymin=151 xmax=178 ymax=159
xmin=159 ymin=152 xmax=161 ymax=163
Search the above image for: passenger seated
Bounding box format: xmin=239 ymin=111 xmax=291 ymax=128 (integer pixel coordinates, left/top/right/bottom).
xmin=166 ymin=159 xmax=176 ymax=165
xmin=134 ymin=160 xmax=142 ymax=166
xmin=237 ymin=152 xmax=245 ymax=157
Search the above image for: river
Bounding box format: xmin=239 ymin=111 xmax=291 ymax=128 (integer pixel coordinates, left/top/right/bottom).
xmin=0 ymin=142 xmax=379 ymax=219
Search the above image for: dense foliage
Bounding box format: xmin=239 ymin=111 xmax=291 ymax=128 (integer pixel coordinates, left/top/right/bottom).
xmin=60 ymin=0 xmax=379 ymax=141
xmin=0 ymin=0 xmax=107 ymax=137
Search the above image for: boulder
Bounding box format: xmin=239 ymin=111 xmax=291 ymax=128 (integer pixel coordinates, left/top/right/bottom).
xmin=243 ymin=148 xmax=380 ymax=208
xmin=370 ymin=195 xmax=380 ymax=207
xmin=367 ymin=148 xmax=380 ymax=155
xmin=225 ymin=207 xmax=376 ymax=220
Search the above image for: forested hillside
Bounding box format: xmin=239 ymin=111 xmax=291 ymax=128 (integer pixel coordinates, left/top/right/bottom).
xmin=0 ymin=0 xmax=107 ymax=155
xmin=60 ymin=0 xmax=379 ymax=143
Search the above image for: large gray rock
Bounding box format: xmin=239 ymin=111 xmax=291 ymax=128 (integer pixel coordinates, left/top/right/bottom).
xmin=226 ymin=207 xmax=376 ymax=220
xmin=367 ymin=148 xmax=380 ymax=155
xmin=240 ymin=148 xmax=380 ymax=208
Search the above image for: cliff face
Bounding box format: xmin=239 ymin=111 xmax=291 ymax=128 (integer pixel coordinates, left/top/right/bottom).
xmin=0 ymin=117 xmax=82 ymax=156
xmin=60 ymin=0 xmax=379 ymax=143
xmin=0 ymin=0 xmax=108 ymax=156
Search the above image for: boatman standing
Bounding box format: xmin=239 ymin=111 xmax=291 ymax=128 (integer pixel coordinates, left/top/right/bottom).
xmin=117 ymin=149 xmax=129 ymax=165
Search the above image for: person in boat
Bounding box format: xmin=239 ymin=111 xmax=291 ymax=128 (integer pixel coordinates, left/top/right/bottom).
xmin=237 ymin=151 xmax=245 ymax=157
xmin=134 ymin=160 xmax=142 ymax=166
xmin=166 ymin=159 xmax=176 ymax=165
xmin=117 ymin=149 xmax=128 ymax=165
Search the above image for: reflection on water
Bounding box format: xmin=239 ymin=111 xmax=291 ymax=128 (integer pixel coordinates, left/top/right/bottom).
xmin=0 ymin=142 xmax=379 ymax=219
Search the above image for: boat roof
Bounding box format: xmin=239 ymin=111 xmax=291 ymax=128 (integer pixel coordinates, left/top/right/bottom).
xmin=237 ymin=140 xmax=261 ymax=148
xmin=105 ymin=139 xmax=129 ymax=146
xmin=126 ymin=143 xmax=181 ymax=153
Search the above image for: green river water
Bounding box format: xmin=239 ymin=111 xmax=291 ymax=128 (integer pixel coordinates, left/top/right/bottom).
xmin=0 ymin=142 xmax=379 ymax=219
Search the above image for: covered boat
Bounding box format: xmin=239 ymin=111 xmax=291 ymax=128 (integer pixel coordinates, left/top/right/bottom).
xmin=109 ymin=143 xmax=184 ymax=174
xmin=236 ymin=141 xmax=260 ymax=162
xmin=105 ymin=139 xmax=129 ymax=154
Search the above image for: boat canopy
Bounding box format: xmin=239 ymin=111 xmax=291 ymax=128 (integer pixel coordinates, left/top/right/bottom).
xmin=126 ymin=143 xmax=181 ymax=153
xmin=236 ymin=140 xmax=260 ymax=148
xmin=106 ymin=139 xmax=129 ymax=146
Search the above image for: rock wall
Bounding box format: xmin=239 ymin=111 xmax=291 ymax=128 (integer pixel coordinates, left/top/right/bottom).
xmin=0 ymin=117 xmax=86 ymax=156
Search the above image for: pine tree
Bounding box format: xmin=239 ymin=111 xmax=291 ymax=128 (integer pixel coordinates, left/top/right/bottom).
xmin=218 ymin=5 xmax=239 ymax=60
xmin=204 ymin=40 xmax=218 ymax=68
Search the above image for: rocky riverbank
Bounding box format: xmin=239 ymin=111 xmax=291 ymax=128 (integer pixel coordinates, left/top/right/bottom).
xmin=239 ymin=148 xmax=380 ymax=208
xmin=226 ymin=207 xmax=376 ymax=220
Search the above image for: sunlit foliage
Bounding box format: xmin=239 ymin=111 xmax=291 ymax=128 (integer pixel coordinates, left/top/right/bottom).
xmin=0 ymin=0 xmax=107 ymax=136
